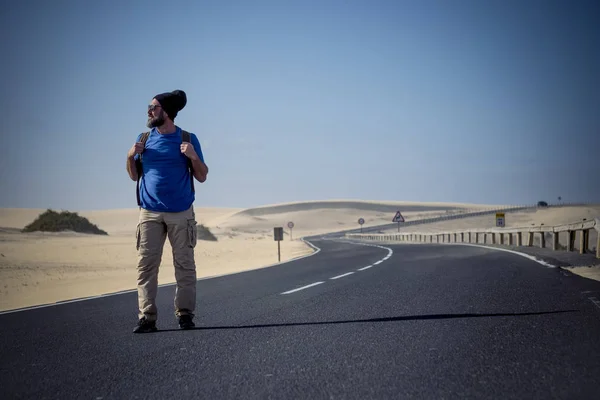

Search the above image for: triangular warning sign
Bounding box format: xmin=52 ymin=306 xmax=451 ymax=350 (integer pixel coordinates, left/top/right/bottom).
xmin=393 ymin=211 xmax=405 ymax=223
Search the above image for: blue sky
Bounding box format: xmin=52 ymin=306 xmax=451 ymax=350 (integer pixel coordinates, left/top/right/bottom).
xmin=1 ymin=0 xmax=598 ymax=210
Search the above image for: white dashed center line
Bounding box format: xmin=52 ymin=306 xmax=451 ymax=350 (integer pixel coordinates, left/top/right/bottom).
xmin=280 ymin=239 xmax=394 ymax=295
xmin=330 ymin=272 xmax=355 ymax=280
xmin=281 ymin=281 xmax=324 ymax=295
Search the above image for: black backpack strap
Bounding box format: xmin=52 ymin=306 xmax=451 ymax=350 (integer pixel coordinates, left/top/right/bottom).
xmin=181 ymin=130 xmax=195 ymax=193
xmin=136 ymin=132 xmax=150 ymax=207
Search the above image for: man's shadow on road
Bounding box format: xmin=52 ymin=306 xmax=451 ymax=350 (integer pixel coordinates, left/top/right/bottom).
xmin=152 ymin=309 xmax=578 ymax=333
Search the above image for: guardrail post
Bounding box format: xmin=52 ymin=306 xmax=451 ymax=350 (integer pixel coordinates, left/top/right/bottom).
xmin=580 ymin=229 xmax=589 ymax=254
xmin=517 ymin=232 xmax=522 ymax=246
xmin=552 ymin=232 xmax=559 ymax=250
xmin=540 ymin=232 xmax=546 ymax=248
xmin=568 ymin=230 xmax=575 ymax=251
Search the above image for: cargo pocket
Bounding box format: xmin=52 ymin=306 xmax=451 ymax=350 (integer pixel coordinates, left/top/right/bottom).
xmin=135 ymin=223 xmax=141 ymax=250
xmin=187 ymin=219 xmax=197 ymax=248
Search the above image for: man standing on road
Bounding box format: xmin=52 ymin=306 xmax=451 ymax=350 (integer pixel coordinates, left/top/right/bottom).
xmin=125 ymin=89 xmax=209 ymax=333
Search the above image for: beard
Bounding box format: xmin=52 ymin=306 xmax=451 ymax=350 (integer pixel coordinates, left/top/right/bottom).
xmin=146 ymin=113 xmax=166 ymax=128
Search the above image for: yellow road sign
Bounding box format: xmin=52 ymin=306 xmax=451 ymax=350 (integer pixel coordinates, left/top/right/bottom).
xmin=496 ymin=212 xmax=506 ymax=227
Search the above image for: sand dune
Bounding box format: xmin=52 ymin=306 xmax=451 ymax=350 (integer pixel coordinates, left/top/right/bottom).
xmin=210 ymin=199 xmax=496 ymax=237
xmin=228 ymin=199 xmax=502 ymax=217
xmin=379 ymin=205 xmax=600 ymax=233
xmin=2 ymin=200 xmax=596 ymax=312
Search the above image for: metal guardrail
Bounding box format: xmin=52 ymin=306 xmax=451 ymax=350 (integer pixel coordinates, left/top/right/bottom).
xmin=346 ymin=217 xmax=600 ymax=259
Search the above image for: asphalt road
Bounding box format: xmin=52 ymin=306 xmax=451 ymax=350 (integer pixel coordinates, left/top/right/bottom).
xmin=2 ymin=238 xmax=600 ymax=399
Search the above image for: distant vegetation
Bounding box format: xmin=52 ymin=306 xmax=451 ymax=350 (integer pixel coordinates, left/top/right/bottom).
xmin=22 ymin=209 xmax=108 ymax=235
xmin=20 ymin=209 xmax=218 ymax=240
xmin=197 ymin=224 xmax=218 ymax=241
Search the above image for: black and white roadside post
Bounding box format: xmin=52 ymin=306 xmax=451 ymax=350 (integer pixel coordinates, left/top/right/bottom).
xmin=274 ymin=227 xmax=284 ymax=262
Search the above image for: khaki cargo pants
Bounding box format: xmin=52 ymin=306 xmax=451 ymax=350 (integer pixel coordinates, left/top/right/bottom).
xmin=135 ymin=205 xmax=198 ymax=321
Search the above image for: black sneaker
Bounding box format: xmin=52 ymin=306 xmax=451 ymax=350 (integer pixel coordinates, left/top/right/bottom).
xmin=178 ymin=315 xmax=195 ymax=330
xmin=133 ymin=317 xmax=157 ymax=333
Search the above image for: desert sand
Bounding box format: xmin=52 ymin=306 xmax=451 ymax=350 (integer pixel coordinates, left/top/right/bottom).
xmin=0 ymin=200 xmax=484 ymax=312
xmin=1 ymin=200 xmax=598 ymax=312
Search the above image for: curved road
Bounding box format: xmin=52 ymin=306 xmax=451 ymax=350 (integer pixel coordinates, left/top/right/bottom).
xmin=1 ymin=238 xmax=600 ymax=399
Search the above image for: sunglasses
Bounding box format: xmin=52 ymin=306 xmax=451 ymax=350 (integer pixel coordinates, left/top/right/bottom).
xmin=148 ymin=104 xmax=162 ymax=112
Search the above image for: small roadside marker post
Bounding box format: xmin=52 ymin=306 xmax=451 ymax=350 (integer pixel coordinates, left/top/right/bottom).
xmin=288 ymin=221 xmax=295 ymax=240
xmin=274 ymin=227 xmax=284 ymax=262
xmin=393 ymin=211 xmax=405 ymax=232
xmin=358 ymin=218 xmax=365 ymax=233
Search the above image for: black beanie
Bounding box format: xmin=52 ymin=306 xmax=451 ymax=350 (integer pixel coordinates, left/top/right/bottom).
xmin=154 ymin=90 xmax=187 ymax=120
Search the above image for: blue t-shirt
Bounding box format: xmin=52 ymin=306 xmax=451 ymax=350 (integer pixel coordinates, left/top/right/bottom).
xmin=134 ymin=127 xmax=205 ymax=213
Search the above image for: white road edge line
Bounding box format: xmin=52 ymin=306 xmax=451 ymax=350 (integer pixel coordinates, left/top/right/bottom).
xmin=588 ymin=297 xmax=600 ymax=311
xmin=281 ymin=281 xmax=324 ymax=295
xmin=330 ymin=272 xmax=355 ymax=280
xmin=438 ymin=242 xmax=557 ymax=268
xmin=0 ymin=237 xmax=324 ymax=316
xmin=358 ymin=265 xmax=374 ymax=271
xmin=356 ymin=239 xmax=559 ymax=269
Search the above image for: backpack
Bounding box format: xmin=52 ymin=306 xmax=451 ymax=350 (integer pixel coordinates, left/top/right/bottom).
xmin=135 ymin=130 xmax=195 ymax=207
